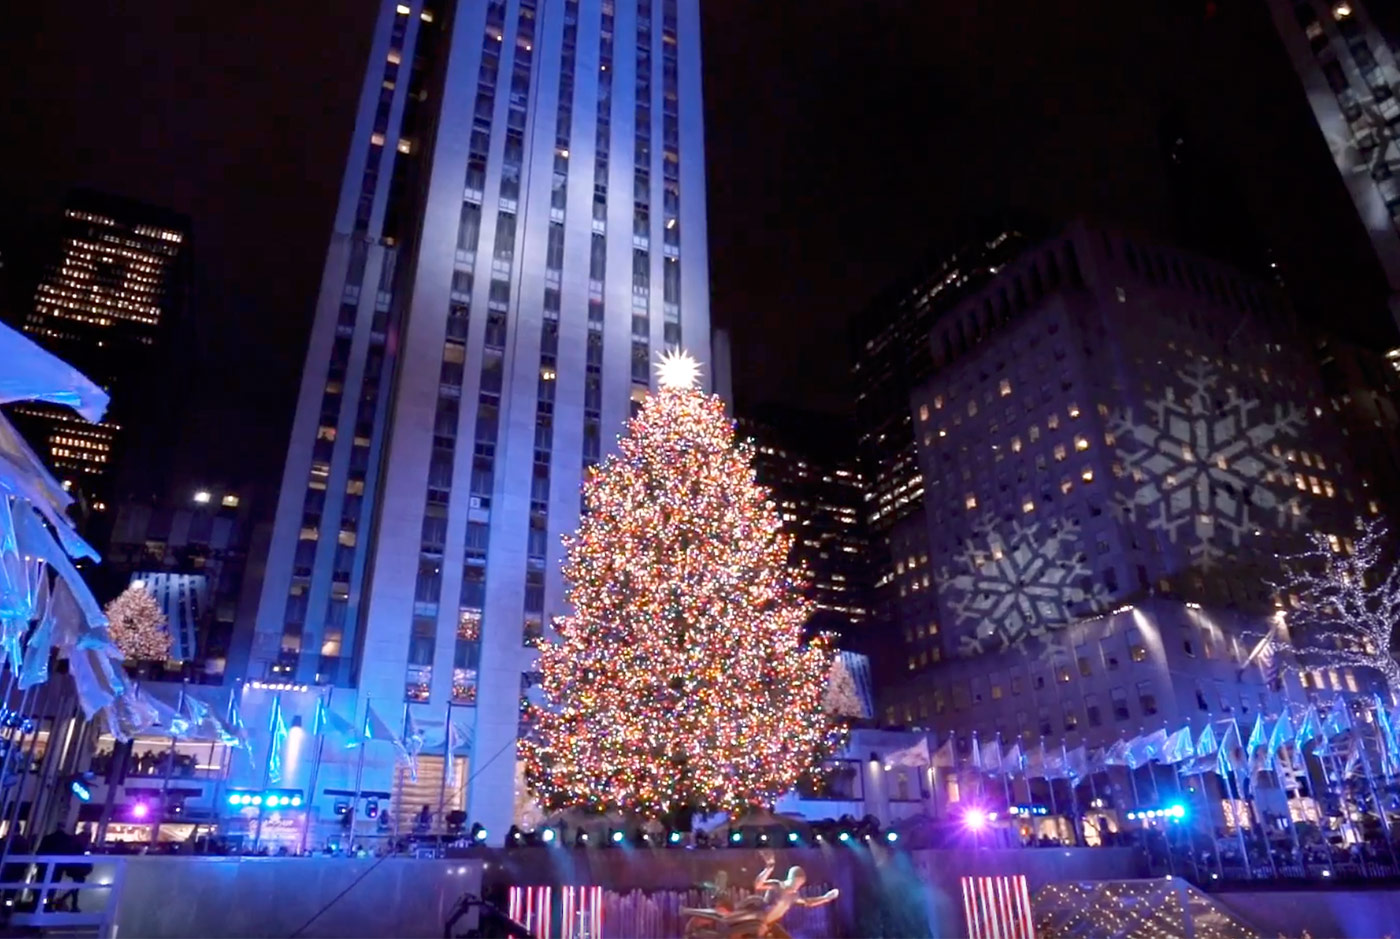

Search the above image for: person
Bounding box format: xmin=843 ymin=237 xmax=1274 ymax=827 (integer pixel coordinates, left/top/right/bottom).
xmin=57 ymin=825 xmax=92 ymax=912
xmin=416 ymin=804 xmax=432 ymax=834
xmin=1 ymin=831 xmax=32 ymax=914
xmin=35 ymin=824 xmax=79 ymax=911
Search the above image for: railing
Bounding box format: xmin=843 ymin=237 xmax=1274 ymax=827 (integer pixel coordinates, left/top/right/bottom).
xmin=0 ymin=854 xmax=125 ymax=938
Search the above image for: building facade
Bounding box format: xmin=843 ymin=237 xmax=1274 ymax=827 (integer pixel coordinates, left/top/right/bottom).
xmin=881 ymin=221 xmax=1384 ymax=745
xmin=248 ymin=0 xmax=711 ymax=837
xmin=1265 ymin=0 xmax=1400 ymax=327
xmin=850 ymin=233 xmax=1028 ymax=678
xmin=6 ymin=191 xmax=189 ymax=528
xmin=737 ymin=412 xmax=870 ymax=638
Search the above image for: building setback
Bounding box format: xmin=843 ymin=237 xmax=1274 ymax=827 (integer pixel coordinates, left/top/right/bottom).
xmin=881 ymin=221 xmax=1385 ymax=750
xmin=244 ymin=0 xmax=711 ymax=836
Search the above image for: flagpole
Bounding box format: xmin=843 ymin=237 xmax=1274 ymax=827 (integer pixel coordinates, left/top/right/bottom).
xmin=997 ymin=733 xmax=1012 ymax=815
xmin=437 ymin=701 xmax=452 ymax=835
xmin=1040 ymin=738 xmax=1060 ymax=843
xmin=1356 ymin=706 xmax=1399 ymax=872
xmin=300 ymin=686 xmax=332 ymax=855
xmin=1226 ymin=719 xmax=1253 ymax=881
xmin=1189 ymin=756 xmax=1221 ymax=881
xmin=253 ymin=693 xmax=282 ymax=853
xmin=349 ymin=697 xmax=370 ymax=853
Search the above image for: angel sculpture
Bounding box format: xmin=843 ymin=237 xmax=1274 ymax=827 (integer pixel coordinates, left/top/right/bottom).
xmin=681 ymin=850 xmax=839 ymax=939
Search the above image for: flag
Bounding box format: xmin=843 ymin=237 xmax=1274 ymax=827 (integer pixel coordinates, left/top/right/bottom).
xmin=1127 ymin=729 xmax=1168 ymax=769
xmin=1295 ymin=705 xmax=1322 ymax=751
xmin=1216 ymin=722 xmax=1242 ymax=779
xmin=1375 ymin=695 xmax=1400 ymax=775
xmin=1268 ymin=711 xmax=1295 ymax=758
xmin=365 ymin=700 xmax=411 ymax=765
xmin=1002 ymin=741 xmax=1023 ymax=773
xmin=267 ymin=697 xmax=288 ymax=784
xmin=315 ymin=698 xmax=360 ymax=744
xmin=1324 ymin=697 xmax=1353 ymax=739
xmin=1195 ymin=723 xmax=1219 ymax=760
xmin=1065 ymin=745 xmax=1089 ymax=779
xmin=931 ymin=736 xmax=956 ymax=768
xmin=979 ymin=738 xmax=1003 ymax=774
xmin=888 ymin=737 xmax=931 ymax=767
xmin=1342 ymin=738 xmax=1363 ymax=778
xmin=970 ymin=735 xmax=982 ymax=773
xmin=1100 ymin=738 xmax=1130 ymax=767
xmin=1246 ymin=715 xmax=1270 ymax=772
xmin=404 ymin=709 xmax=426 ymax=781
xmin=1162 ymin=726 xmax=1195 ymax=764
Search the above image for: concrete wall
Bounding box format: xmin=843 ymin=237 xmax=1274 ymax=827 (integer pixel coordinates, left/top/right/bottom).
xmin=113 ymin=856 xmax=483 ymax=938
xmin=1213 ymin=887 xmax=1400 ymax=939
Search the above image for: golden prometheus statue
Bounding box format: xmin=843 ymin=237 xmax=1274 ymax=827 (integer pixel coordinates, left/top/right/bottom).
xmin=681 ymin=850 xmax=839 ymax=939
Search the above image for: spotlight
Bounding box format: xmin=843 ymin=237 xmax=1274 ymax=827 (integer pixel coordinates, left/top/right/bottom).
xmin=814 ymin=833 xmax=825 ymax=843
xmin=266 ymin=795 xmax=282 ymax=808
xmin=885 ymin=831 xmax=899 ymax=843
xmin=130 ymin=802 xmax=150 ymax=820
xmin=963 ymin=808 xmax=988 ymax=832
xmin=758 ymin=833 xmax=768 ymax=844
xmin=611 ymin=830 xmax=625 ymax=844
xmin=729 ymin=831 xmax=743 ymax=844
xmin=787 ymin=831 xmax=800 ymax=844
xmin=578 ymin=831 xmax=590 ymax=844
xmin=837 ymin=831 xmax=851 ymax=843
xmin=668 ymin=831 xmax=683 ymax=845
xmin=250 ymin=795 xmax=264 ymax=807
xmin=1126 ymin=811 xmax=1137 ymax=821
xmin=470 ymin=823 xmax=488 ymax=843
xmin=291 ymin=795 xmax=303 ymax=807
xmin=1167 ymin=803 xmax=1186 ymax=820
xmin=541 ymin=827 xmax=557 ymax=844
xmin=227 ymin=793 xmax=242 ymax=806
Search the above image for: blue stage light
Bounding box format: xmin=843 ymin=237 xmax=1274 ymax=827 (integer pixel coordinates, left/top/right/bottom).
xmin=885 ymin=831 xmax=899 ymax=843
xmin=837 ymin=831 xmax=851 ymax=843
xmin=542 ymin=828 xmax=557 ymax=843
xmin=611 ymin=830 xmax=625 ymax=843
xmin=729 ymin=831 xmax=743 ymax=844
xmin=787 ymin=831 xmax=799 ymax=844
xmin=669 ymin=831 xmax=683 ymax=844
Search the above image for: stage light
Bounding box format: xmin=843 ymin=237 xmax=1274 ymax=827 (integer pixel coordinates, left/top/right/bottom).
xmin=814 ymin=833 xmax=824 ymax=843
xmin=579 ymin=831 xmax=590 ymax=844
xmin=365 ymin=799 xmax=379 ymax=819
xmin=250 ymin=795 xmax=263 ymax=806
xmin=291 ymin=795 xmax=303 ymax=807
xmin=131 ymin=802 xmax=150 ymax=820
xmin=668 ymin=831 xmax=683 ymax=845
xmin=611 ymin=830 xmax=625 ymax=844
xmin=730 ymin=831 xmax=743 ymax=844
xmin=837 ymin=831 xmax=851 ymax=843
xmin=1167 ymin=803 xmax=1186 ymax=820
xmin=541 ymin=828 xmax=557 ymax=844
xmin=758 ymin=833 xmax=768 ymax=844
xmin=963 ymin=808 xmax=988 ymax=831
xmin=885 ymin=831 xmax=899 ymax=843
xmin=471 ymin=824 xmax=488 ymax=843
xmin=228 ymin=793 xmax=242 ymax=806
xmin=787 ymin=831 xmax=800 ymax=844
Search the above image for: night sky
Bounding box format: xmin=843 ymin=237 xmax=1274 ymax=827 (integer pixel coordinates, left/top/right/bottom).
xmin=0 ymin=0 xmax=1395 ymax=487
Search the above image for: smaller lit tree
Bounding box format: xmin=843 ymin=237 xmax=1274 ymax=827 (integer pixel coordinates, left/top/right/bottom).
xmin=104 ymin=584 xmax=172 ymax=663
xmin=823 ymin=655 xmax=868 ymax=719
xmin=1270 ymin=517 xmax=1400 ymax=696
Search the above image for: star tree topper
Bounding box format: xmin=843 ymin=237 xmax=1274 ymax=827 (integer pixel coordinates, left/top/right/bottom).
xmin=656 ymin=349 xmax=702 ymax=390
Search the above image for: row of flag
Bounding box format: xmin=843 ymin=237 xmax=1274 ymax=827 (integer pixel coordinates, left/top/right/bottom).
xmin=881 ymin=694 xmax=1400 ymax=784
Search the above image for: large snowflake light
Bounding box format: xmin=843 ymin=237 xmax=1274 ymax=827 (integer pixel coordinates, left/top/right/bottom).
xmin=939 ymin=514 xmax=1109 ymax=656
xmin=1109 ymin=361 xmax=1306 ymax=568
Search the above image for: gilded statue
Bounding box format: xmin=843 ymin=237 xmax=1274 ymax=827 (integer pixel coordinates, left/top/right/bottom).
xmin=681 ymin=850 xmax=839 ymax=939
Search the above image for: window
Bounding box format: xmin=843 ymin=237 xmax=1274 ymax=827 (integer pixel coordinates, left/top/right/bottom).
xmin=1053 ymin=443 xmax=1067 ymax=462
xmin=1075 ymin=435 xmax=1089 ymax=451
xmin=1111 ymin=687 xmax=1130 ymax=721
xmin=1136 ymin=681 xmax=1158 ymax=716
xmin=1085 ymin=694 xmax=1103 ymax=727
xmin=1077 ymin=655 xmax=1092 ymax=677
xmin=1063 ymin=707 xmax=1078 ymax=731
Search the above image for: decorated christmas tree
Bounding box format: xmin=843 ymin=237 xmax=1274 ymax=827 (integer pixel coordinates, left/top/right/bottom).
xmin=103 ymin=583 xmax=173 ymax=663
xmin=523 ymin=352 xmax=844 ymax=821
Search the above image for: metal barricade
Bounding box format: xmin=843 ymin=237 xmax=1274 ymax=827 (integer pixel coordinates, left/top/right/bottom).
xmin=0 ymin=854 xmax=125 ymax=938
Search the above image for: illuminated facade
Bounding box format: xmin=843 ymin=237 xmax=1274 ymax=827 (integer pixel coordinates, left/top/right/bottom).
xmin=737 ymin=413 xmax=870 ymax=637
xmin=850 ymin=232 xmax=1025 ymax=673
xmin=247 ymin=0 xmax=711 ymax=837
xmin=1265 ymin=0 xmax=1400 ymax=327
xmin=8 ymin=191 xmax=188 ymax=521
xmin=881 ymin=221 xmax=1382 ymax=742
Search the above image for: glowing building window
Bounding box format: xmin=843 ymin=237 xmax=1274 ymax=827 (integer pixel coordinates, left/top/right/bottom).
xmin=999 ymin=379 xmax=1012 ymax=396
xmin=965 ymin=494 xmax=978 ymax=510
xmin=1074 ymin=435 xmax=1089 ymax=451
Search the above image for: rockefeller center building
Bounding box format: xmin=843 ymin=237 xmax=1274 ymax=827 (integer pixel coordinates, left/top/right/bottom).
xmin=879 ymin=220 xmax=1388 ymax=750
xmin=245 ymin=0 xmax=712 ymax=836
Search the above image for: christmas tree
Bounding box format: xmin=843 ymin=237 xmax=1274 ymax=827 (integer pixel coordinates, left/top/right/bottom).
xmin=523 ymin=352 xmax=844 ymax=821
xmin=104 ymin=583 xmax=173 ymax=662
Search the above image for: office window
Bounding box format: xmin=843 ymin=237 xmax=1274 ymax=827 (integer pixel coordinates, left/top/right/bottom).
xmin=1136 ymin=681 xmax=1158 ymax=716
xmin=1111 ymin=687 xmax=1130 ymax=721
xmin=1085 ymin=694 xmax=1103 ymax=727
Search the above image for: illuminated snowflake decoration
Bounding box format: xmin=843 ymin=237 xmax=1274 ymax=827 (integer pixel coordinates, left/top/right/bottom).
xmin=1109 ymin=360 xmax=1307 ymax=569
xmin=939 ymin=514 xmax=1109 ymax=656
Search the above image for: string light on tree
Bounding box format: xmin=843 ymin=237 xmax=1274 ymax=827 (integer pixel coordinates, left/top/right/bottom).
xmin=522 ymin=351 xmax=845 ymax=820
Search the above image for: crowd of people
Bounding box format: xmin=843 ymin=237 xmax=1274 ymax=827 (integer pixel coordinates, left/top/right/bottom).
xmin=88 ymin=747 xmax=203 ymax=778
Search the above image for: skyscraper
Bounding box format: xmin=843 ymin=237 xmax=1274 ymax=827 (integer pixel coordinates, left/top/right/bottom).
xmin=246 ymin=0 xmax=711 ymax=835
xmin=6 ymin=191 xmax=189 ymax=527
xmin=1265 ymin=0 xmax=1400 ymax=326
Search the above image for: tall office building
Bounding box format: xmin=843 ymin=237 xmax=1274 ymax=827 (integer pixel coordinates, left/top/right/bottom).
xmin=850 ymin=232 xmax=1025 ymax=677
xmin=6 ymin=191 xmax=189 ymax=525
xmin=248 ymin=0 xmax=711 ymax=835
xmin=1266 ymin=0 xmax=1400 ymax=326
xmin=737 ymin=411 xmax=870 ymax=638
xmin=880 ymin=221 xmax=1381 ymax=747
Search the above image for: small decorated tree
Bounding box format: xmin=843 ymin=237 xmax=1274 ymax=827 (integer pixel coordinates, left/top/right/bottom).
xmin=523 ymin=352 xmax=845 ymax=823
xmin=824 ymin=654 xmax=868 ymax=719
xmin=1270 ymin=517 xmax=1400 ymax=696
xmin=104 ymin=583 xmax=172 ymax=663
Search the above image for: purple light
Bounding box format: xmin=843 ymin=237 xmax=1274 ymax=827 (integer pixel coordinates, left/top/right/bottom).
xmin=963 ymin=808 xmax=988 ymax=831
xmin=130 ymin=802 xmax=150 ymax=820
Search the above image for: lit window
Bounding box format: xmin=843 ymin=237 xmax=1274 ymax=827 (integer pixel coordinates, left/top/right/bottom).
xmin=919 ymin=404 xmax=929 ymax=422
xmin=387 ymin=50 xmax=402 ymax=64
xmin=397 ymin=138 xmax=413 ymax=154
xmin=339 ymin=530 xmax=357 ymax=547
xmin=965 ymin=494 xmax=978 ymax=510
xmin=1060 ymin=478 xmax=1072 ymax=495
xmin=1334 ymin=2 xmax=1352 ymax=19
xmin=1022 ymin=498 xmax=1035 ymax=514
xmin=395 ymin=3 xmax=410 ymax=13
xmin=421 ymin=9 xmax=434 ymax=22
xmin=999 ymin=379 xmax=1012 ymax=396
xmin=221 ymin=494 xmax=240 ymax=508
xmin=1011 ymin=436 xmax=1022 ymax=453
xmin=193 ymin=490 xmax=211 ymax=504
xmin=1081 ymin=467 xmax=1094 ymax=482
xmin=1075 ymin=435 xmax=1089 ymax=451
xmin=934 ymin=395 xmax=944 ymax=410
xmin=1029 ymin=425 xmax=1040 ymax=442
xmin=1068 ymin=403 xmax=1080 ymax=418
xmin=1048 ymin=414 xmax=1060 ymax=430
xmin=370 ymin=133 xmax=385 ymax=147
xmin=1053 ymin=444 xmax=1066 ymax=462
